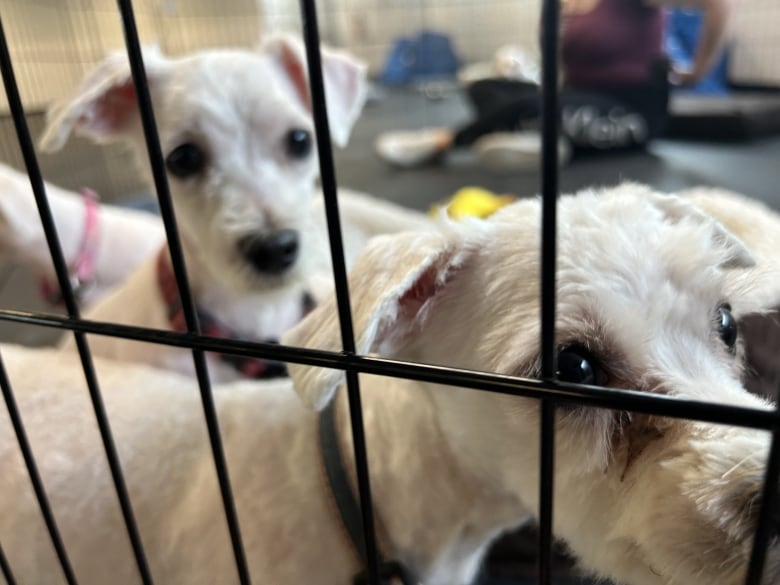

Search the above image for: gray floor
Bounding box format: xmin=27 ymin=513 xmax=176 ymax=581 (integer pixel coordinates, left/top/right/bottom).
xmin=1 ymin=85 xmax=779 ymax=584
xmin=336 ymin=85 xmax=780 ymax=211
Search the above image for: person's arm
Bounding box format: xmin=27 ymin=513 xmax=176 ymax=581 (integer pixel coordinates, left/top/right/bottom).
xmin=646 ymin=0 xmax=738 ymax=85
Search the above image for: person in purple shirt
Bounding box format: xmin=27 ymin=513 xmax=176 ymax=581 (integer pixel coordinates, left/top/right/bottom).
xmin=376 ymin=0 xmax=737 ymax=170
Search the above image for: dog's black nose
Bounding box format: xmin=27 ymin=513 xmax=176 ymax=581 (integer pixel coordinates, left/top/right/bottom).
xmin=239 ymin=230 xmax=299 ymax=274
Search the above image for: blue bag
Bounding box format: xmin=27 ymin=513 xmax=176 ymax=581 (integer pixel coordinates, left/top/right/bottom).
xmin=380 ymin=30 xmax=459 ymax=85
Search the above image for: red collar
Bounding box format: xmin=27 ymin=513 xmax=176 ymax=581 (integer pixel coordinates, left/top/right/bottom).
xmin=156 ymin=247 xmax=315 ymax=379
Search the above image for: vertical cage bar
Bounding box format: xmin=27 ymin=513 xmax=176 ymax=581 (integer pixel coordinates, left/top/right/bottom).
xmin=0 ymin=15 xmax=155 ymax=585
xmin=538 ymin=1 xmax=560 ymax=584
xmin=744 ymin=414 xmax=780 ymax=585
xmin=0 ymin=541 xmax=16 ymax=585
xmin=0 ymin=353 xmax=78 ymax=585
xmin=539 ymin=0 xmax=560 ymax=379
xmin=114 ymin=2 xmax=251 ymax=584
xmin=298 ymin=1 xmax=382 ymax=583
xmin=538 ymin=401 xmax=555 ymax=585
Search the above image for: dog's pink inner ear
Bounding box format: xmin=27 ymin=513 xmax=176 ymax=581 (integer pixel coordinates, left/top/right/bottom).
xmin=398 ymin=264 xmax=441 ymax=316
xmin=374 ymin=265 xmax=444 ymax=355
xmin=83 ymin=82 xmax=138 ymax=136
xmin=387 ymin=259 xmax=456 ymax=350
xmin=278 ymin=43 xmax=312 ymax=112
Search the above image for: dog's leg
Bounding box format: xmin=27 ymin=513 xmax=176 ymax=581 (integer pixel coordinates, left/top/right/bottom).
xmin=334 ymin=189 xmax=433 ymax=237
xmin=0 ymin=162 xmax=165 ymax=305
xmin=306 ymin=189 xmax=434 ymax=291
xmin=0 ymin=162 xmax=85 ymax=269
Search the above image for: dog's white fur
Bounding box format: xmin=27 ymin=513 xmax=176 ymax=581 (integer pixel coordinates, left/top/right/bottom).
xmin=5 ymin=37 xmax=430 ymax=378
xmin=67 ymin=187 xmax=431 ymax=377
xmin=681 ymin=186 xmax=780 ymax=311
xmin=1 ymin=184 xmax=778 ymax=585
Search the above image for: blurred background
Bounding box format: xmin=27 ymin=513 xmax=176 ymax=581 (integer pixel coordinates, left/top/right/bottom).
xmin=1 ymin=0 xmax=779 ymax=207
xmin=0 ymin=2 xmax=778 ymax=582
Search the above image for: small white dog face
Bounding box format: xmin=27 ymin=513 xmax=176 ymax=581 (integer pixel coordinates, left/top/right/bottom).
xmin=39 ymin=36 xmax=367 ymax=295
xmin=285 ymin=185 xmax=779 ymax=585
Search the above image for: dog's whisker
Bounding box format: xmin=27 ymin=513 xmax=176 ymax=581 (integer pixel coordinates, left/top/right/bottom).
xmin=721 ymin=452 xmax=759 ymax=479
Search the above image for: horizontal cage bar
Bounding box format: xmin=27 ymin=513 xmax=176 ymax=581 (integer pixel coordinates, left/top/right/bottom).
xmin=0 ymin=308 xmax=777 ymax=432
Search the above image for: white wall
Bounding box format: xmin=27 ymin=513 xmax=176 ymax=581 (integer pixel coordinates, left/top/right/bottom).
xmin=0 ymin=0 xmax=262 ymax=113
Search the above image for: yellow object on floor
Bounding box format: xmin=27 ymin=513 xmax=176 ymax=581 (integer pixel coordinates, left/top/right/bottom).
xmin=431 ymin=186 xmax=516 ymax=220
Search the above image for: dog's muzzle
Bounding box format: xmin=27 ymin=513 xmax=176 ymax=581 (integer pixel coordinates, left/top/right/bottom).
xmin=238 ymin=230 xmax=299 ymax=275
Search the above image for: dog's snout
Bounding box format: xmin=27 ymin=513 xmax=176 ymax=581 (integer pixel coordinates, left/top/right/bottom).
xmin=239 ymin=230 xmax=299 ymax=275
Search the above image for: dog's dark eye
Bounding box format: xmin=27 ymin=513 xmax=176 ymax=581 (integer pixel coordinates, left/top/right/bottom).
xmin=556 ymin=346 xmax=607 ymax=386
xmin=286 ymin=129 xmax=312 ymax=159
xmin=165 ymin=143 xmax=206 ymax=178
xmin=718 ymin=304 xmax=737 ymax=353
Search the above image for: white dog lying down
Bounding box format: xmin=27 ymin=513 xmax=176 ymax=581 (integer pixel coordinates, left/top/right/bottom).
xmin=0 ymin=36 xmax=430 ymax=378
xmin=1 ymin=185 xmax=779 ymax=585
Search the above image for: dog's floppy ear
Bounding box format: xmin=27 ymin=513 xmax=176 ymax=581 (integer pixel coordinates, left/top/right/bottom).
xmin=651 ymin=192 xmax=780 ymax=391
xmin=39 ymin=46 xmax=170 ymax=152
xmin=282 ymin=230 xmax=465 ymax=409
xmin=680 ymin=187 xmax=780 ymax=313
xmin=647 ymin=191 xmax=755 ymax=270
xmin=263 ymin=34 xmax=367 ymax=147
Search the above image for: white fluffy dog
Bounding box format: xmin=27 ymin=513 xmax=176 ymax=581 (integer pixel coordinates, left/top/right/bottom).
xmin=1 ymin=184 xmax=778 ymax=585
xmin=0 ymin=36 xmax=430 ymax=378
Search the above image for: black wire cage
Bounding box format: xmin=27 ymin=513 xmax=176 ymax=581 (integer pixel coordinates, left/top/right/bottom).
xmin=0 ymin=1 xmax=778 ymax=585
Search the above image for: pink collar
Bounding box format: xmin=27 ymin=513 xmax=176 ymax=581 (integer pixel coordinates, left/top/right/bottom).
xmin=40 ymin=188 xmax=100 ymax=304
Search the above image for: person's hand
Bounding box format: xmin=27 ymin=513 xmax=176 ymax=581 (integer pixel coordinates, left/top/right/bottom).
xmin=669 ymin=64 xmax=700 ymax=87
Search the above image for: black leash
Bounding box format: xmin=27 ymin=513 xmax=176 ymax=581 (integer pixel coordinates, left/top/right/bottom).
xmin=319 ymin=398 xmax=417 ymax=585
